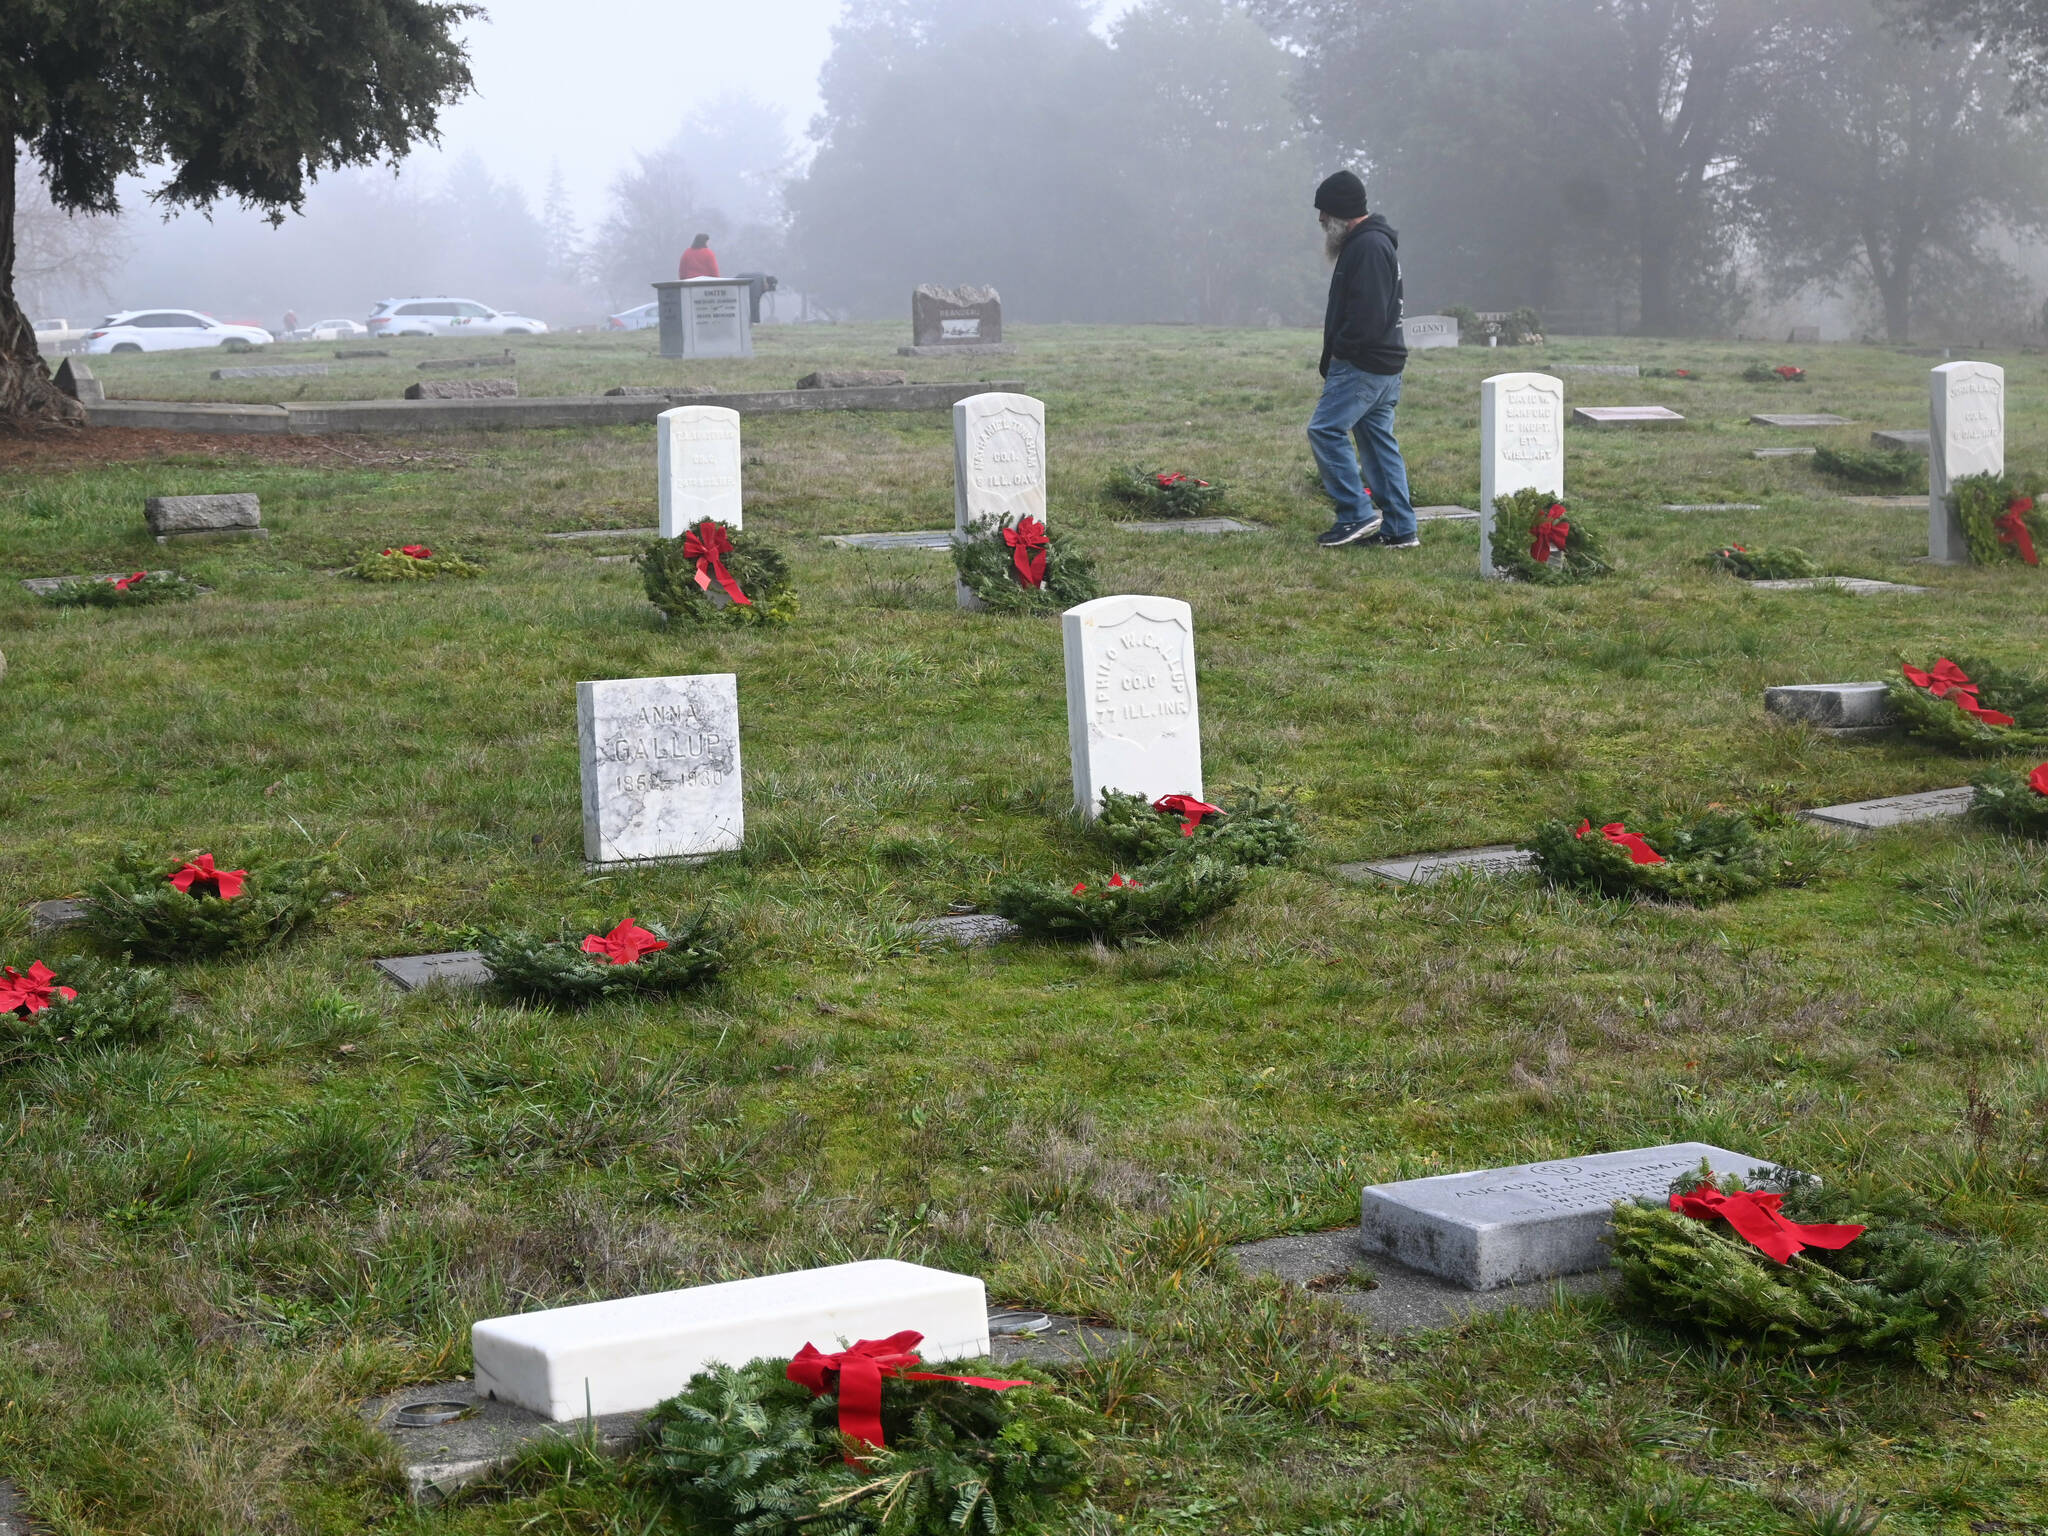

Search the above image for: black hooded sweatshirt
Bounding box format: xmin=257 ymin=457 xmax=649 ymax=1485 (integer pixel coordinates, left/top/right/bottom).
xmin=1320 ymin=214 xmax=1406 ymax=378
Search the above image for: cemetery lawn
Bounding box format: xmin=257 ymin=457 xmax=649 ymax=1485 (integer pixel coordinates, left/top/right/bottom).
xmin=7 ymin=327 xmax=2048 ymax=1535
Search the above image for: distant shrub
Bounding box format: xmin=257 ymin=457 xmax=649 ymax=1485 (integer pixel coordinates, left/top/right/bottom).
xmin=1704 ymin=544 xmax=1819 ymax=580
xmin=1813 ymin=446 xmax=1920 ymax=488
xmin=80 ymin=849 xmax=330 ymax=962
xmin=35 ymin=570 xmax=201 ymax=608
xmin=1490 ymin=489 xmax=1608 ymax=584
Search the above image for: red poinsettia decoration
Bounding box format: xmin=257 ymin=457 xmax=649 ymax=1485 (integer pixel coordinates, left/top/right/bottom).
xmin=580 ymin=918 xmax=669 ymax=966
xmin=0 ymin=961 xmax=77 ymax=1017
xmin=1902 ymin=659 xmax=2014 ymax=727
xmin=1996 ymin=498 xmax=2039 ymax=567
xmin=1575 ymin=819 xmax=1666 ymax=866
xmin=169 ymin=854 xmax=247 ymax=900
xmin=1003 ymin=516 xmax=1048 ymax=589
xmin=1531 ymin=503 xmax=1571 ymax=564
xmin=1774 ymin=365 xmax=1805 ymax=381
xmin=1155 ymin=472 xmax=1211 ymax=489
xmin=1153 ymin=793 xmax=1222 ymax=836
xmin=2029 ymin=763 xmax=2048 ymax=797
xmin=108 ymin=571 xmax=148 ymax=591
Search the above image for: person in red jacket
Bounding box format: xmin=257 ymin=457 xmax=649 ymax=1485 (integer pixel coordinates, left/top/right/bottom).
xmin=679 ymin=234 xmax=720 ymax=279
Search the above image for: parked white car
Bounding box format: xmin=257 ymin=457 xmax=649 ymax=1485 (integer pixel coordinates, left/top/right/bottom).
xmin=367 ymin=297 xmax=549 ymax=338
xmin=34 ymin=318 xmax=91 ymax=353
xmin=308 ymin=318 xmax=370 ymax=340
xmin=607 ymin=302 xmax=659 ymax=331
xmin=86 ymin=310 xmax=273 ymax=354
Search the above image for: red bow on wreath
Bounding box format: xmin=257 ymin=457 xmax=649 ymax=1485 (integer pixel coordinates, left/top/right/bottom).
xmin=1156 ymin=472 xmax=1210 ymax=489
xmin=682 ymin=520 xmax=752 ymax=606
xmin=1003 ymin=516 xmax=1048 ymax=589
xmin=1153 ymin=793 xmax=1222 ymax=836
xmin=1774 ymin=365 xmax=1804 ymax=380
xmin=169 ymin=854 xmax=247 ymax=900
xmin=1903 ymin=659 xmax=2014 ymax=727
xmin=1530 ymin=504 xmax=1571 ymax=564
xmin=1575 ymin=819 xmax=1666 ymax=866
xmin=1669 ymin=1185 xmax=1863 ymax=1265
xmin=1997 ymin=498 xmax=2039 ymax=567
xmin=0 ymin=961 xmax=76 ymax=1017
xmin=110 ymin=571 xmax=148 ymax=590
xmin=580 ymin=918 xmax=668 ymax=966
xmin=2029 ymin=763 xmax=2048 ymax=797
xmin=786 ymin=1332 xmax=1030 ymax=1463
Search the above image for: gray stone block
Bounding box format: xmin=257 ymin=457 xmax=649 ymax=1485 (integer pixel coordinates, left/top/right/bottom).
xmin=1415 ymin=505 xmax=1480 ymax=521
xmin=1753 ymin=447 xmax=1816 ymax=458
xmin=1572 ymin=405 xmax=1685 ymax=426
xmin=1117 ymin=517 xmax=1262 ymax=534
xmin=1764 ymin=682 xmax=1894 ymax=729
xmin=1555 ymin=363 xmax=1640 ymax=376
xmin=405 ymin=378 xmax=517 ymax=400
xmin=1751 ymin=413 xmax=1849 ymax=428
xmin=1801 ymin=787 xmax=1974 ymax=830
xmin=545 ymin=527 xmax=658 ymax=541
xmin=29 ymin=899 xmax=89 ymax=932
xmin=1359 ymin=1142 xmax=1773 ymax=1290
xmin=1662 ymin=502 xmax=1763 ymax=511
xmin=604 ymin=384 xmax=715 ymax=397
xmin=90 ymin=400 xmax=289 ymax=433
xmin=913 ymin=283 xmax=1002 ymax=347
xmin=1750 ymin=577 xmax=1928 ymax=595
xmin=797 ymin=369 xmax=909 ymax=389
xmin=897 ymin=343 xmax=1016 ymax=358
xmin=908 ymin=914 xmax=1019 ymax=947
xmin=373 ymin=951 xmax=493 ymax=991
xmin=54 ymin=356 xmax=103 ymax=403
xmin=824 ymin=529 xmax=953 ymax=551
xmin=1339 ymin=845 xmax=1535 ymax=886
xmin=1871 ymin=428 xmax=1930 ymax=453
xmin=144 ymin=493 xmax=260 ymax=536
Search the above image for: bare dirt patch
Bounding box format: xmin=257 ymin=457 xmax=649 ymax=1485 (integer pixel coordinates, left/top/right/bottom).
xmin=0 ymin=425 xmax=466 ymax=472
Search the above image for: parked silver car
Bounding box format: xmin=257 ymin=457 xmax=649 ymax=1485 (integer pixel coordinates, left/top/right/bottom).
xmin=367 ymin=297 xmax=549 ymax=338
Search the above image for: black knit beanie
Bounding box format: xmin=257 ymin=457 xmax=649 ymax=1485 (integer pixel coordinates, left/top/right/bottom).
xmin=1313 ymin=170 xmax=1367 ymax=220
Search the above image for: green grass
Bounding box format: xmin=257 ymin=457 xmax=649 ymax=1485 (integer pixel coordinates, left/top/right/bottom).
xmin=4 ymin=328 xmax=2048 ymax=1534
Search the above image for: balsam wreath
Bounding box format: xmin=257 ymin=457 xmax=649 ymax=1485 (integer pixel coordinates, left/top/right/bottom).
xmin=1490 ymin=489 xmax=1609 ymax=583
xmin=477 ymin=914 xmax=731 ymax=1005
xmin=995 ymin=855 xmax=1246 ymax=944
xmin=1528 ymin=811 xmax=1797 ymax=904
xmin=35 ymin=570 xmax=202 ymax=607
xmin=345 ymin=544 xmax=482 ymax=581
xmin=950 ymin=515 xmax=1099 ymax=613
xmin=1886 ymin=656 xmax=2048 ymax=754
xmin=1104 ymin=464 xmax=1227 ymax=517
xmin=1968 ymin=762 xmax=2048 ymax=840
xmin=1704 ymin=544 xmax=1819 ymax=581
xmin=1946 ymin=472 xmax=2046 ymax=568
xmin=0 ymin=956 xmax=176 ymax=1071
xmin=79 ymin=849 xmax=331 ymax=961
xmin=640 ymin=521 xmax=798 ymax=627
xmin=1612 ymin=1164 xmax=1990 ymax=1374
xmin=1093 ymin=787 xmax=1304 ymax=869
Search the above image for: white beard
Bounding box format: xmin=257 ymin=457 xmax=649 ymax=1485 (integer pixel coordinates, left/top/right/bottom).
xmin=1323 ymin=220 xmax=1350 ymax=262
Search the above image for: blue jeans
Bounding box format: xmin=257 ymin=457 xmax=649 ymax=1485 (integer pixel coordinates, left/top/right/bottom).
xmin=1308 ymin=362 xmax=1415 ymax=538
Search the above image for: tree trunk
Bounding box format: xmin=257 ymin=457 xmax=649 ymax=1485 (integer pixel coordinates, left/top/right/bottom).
xmin=1879 ymin=271 xmax=1912 ymax=343
xmin=0 ymin=135 xmax=88 ymax=429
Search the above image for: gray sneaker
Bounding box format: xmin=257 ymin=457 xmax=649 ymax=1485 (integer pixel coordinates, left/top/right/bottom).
xmin=1365 ymin=529 xmax=1420 ymax=549
xmin=1315 ymin=514 xmax=1384 ymax=548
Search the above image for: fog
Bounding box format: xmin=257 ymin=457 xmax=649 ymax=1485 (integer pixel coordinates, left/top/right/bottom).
xmin=21 ymin=0 xmax=2048 ymax=342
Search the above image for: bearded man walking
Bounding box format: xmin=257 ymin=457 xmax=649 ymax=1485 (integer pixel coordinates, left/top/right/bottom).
xmin=1308 ymin=171 xmax=1416 ymax=549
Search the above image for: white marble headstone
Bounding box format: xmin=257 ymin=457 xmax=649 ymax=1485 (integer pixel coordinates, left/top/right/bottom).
xmin=1928 ymin=361 xmax=2004 ymax=564
xmin=1479 ymin=373 xmax=1565 ymax=578
xmin=1062 ymin=595 xmax=1203 ymax=817
xmin=658 ymin=406 xmax=742 ymax=537
xmin=953 ymin=392 xmax=1046 ymax=532
xmin=578 ymin=673 xmax=743 ymax=864
xmin=1400 ymin=315 xmax=1459 ymax=350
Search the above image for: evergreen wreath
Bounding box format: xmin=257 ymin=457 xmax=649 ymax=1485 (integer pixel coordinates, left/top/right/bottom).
xmin=1743 ymin=362 xmax=1806 ymax=382
xmin=1104 ymin=465 xmax=1227 ymax=517
xmin=640 ymin=525 xmax=798 ymax=628
xmin=1703 ymin=544 xmax=1819 ymax=581
xmin=1612 ymin=1164 xmax=1991 ymax=1374
xmin=643 ymin=1356 xmax=1090 ymax=1536
xmin=1886 ymin=655 xmax=2048 ymax=755
xmin=1813 ymin=446 xmax=1921 ymax=489
xmin=995 ymin=855 xmax=1245 ymax=944
xmin=1 ymin=956 xmax=176 ymax=1072
xmin=1093 ymin=787 xmax=1304 ymax=869
xmin=1968 ymin=763 xmax=2048 ymax=840
xmin=344 ymin=545 xmax=483 ymax=581
xmin=35 ymin=570 xmax=201 ymax=608
xmin=1947 ymin=472 xmax=2047 ymax=568
xmin=1529 ymin=811 xmax=1781 ymax=904
xmin=1490 ymin=489 xmax=1609 ymax=584
xmin=79 ymin=848 xmax=331 ymax=962
xmin=951 ymin=518 xmax=1099 ymax=614
xmin=1643 ymin=368 xmax=1701 ymax=381
xmin=477 ymin=913 xmax=730 ymax=1006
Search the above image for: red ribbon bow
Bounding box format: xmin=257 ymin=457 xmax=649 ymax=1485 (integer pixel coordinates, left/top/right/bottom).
xmin=0 ymin=961 xmax=77 ymax=1017
xmin=1531 ymin=504 xmax=1570 ymax=564
xmin=1003 ymin=516 xmax=1048 ymax=589
xmin=786 ymin=1332 xmax=1029 ymax=1462
xmin=169 ymin=855 xmax=246 ymax=900
xmin=580 ymin=918 xmax=669 ymax=966
xmin=681 ymin=520 xmax=751 ymax=606
xmin=2029 ymin=763 xmax=2048 ymax=797
xmin=1774 ymin=366 xmax=1804 ymax=380
xmin=400 ymin=544 xmax=433 ymax=559
xmin=1997 ymin=498 xmax=2038 ymax=567
xmin=1071 ymin=874 xmax=1142 ymax=895
xmin=1903 ymin=659 xmax=2014 ymax=727
xmin=110 ymin=571 xmax=148 ymax=591
xmin=1155 ymin=472 xmax=1209 ymax=489
xmin=1575 ymin=818 xmax=1666 ymax=865
xmin=1669 ymin=1185 xmax=1864 ymax=1265
xmin=1153 ymin=793 xmax=1222 ymax=836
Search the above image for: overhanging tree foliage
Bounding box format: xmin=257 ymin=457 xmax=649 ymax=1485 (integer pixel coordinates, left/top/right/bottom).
xmin=1893 ymin=0 xmax=2048 ymax=102
xmin=0 ymin=0 xmax=476 ymax=425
